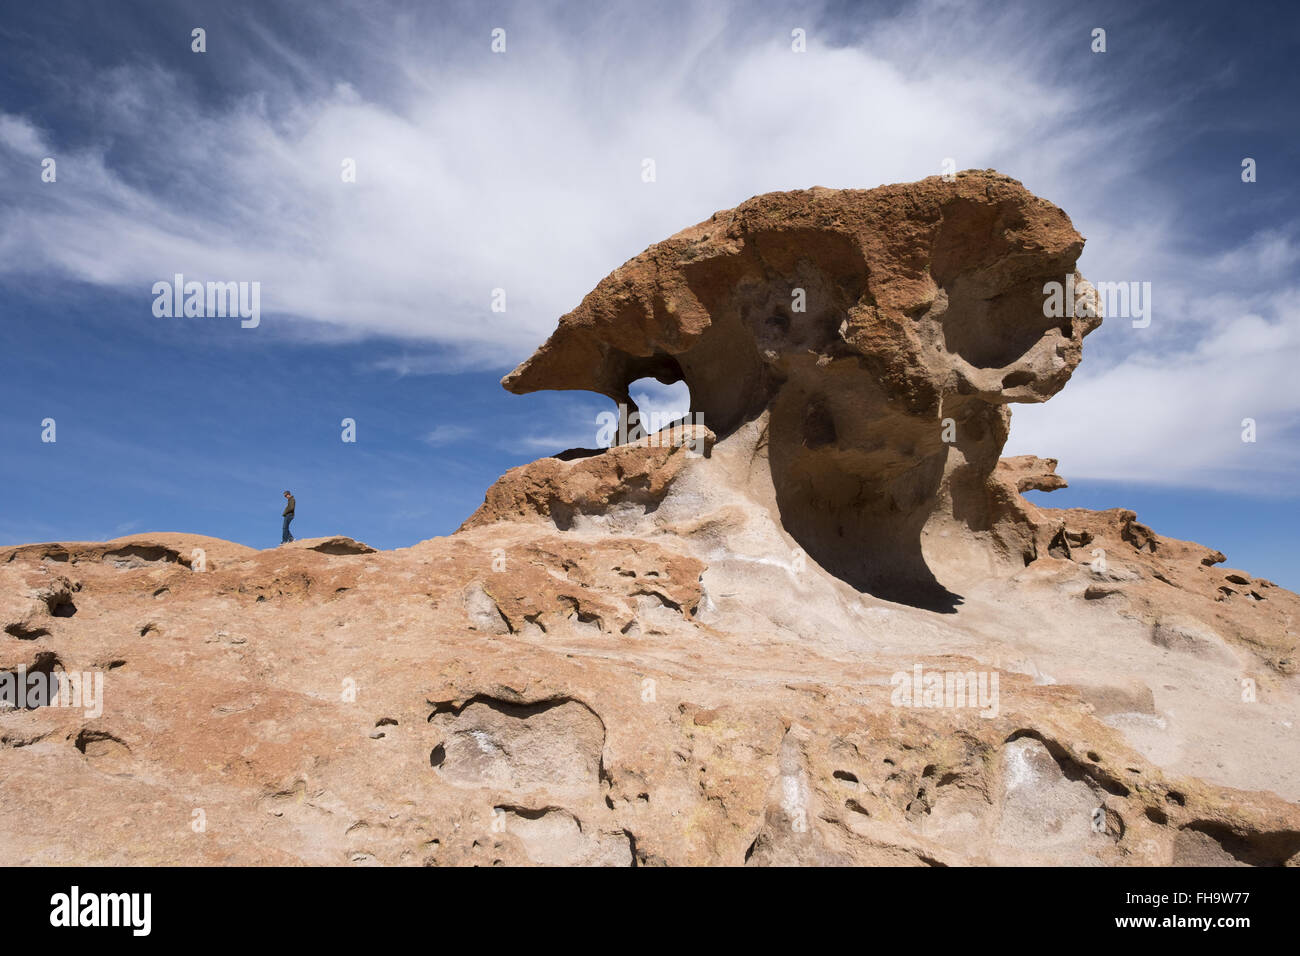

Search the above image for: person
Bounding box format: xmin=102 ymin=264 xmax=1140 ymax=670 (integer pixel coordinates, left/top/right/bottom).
xmin=281 ymin=490 xmax=296 ymax=543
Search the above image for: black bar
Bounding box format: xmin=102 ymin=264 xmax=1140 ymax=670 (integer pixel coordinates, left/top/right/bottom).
xmin=3 ymin=865 xmax=1288 ymax=941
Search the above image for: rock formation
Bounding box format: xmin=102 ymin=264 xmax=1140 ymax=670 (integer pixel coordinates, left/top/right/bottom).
xmin=503 ymin=171 xmax=1102 ymax=607
xmin=1 ymin=172 xmax=1297 ymax=866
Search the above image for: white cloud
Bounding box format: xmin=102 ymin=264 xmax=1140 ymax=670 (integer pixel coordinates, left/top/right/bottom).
xmin=1211 ymin=230 xmax=1300 ymax=279
xmin=1007 ymin=300 xmax=1300 ymax=493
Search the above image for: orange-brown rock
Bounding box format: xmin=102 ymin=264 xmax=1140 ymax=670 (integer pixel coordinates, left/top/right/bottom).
xmin=461 ymin=425 xmax=715 ymax=532
xmin=2 ymin=174 xmax=1296 ymax=867
xmin=990 ymin=465 xmax=1299 ymax=676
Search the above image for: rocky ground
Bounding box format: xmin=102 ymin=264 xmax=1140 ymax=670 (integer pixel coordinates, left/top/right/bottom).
xmin=2 ymin=171 xmax=1296 ymax=866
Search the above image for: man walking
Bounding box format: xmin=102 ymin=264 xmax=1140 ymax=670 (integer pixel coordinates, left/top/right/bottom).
xmin=281 ymin=490 xmax=296 ymax=544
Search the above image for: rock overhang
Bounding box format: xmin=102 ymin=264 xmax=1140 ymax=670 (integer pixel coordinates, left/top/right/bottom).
xmin=499 ymin=170 xmax=1104 ymax=603
xmin=503 ymin=169 xmax=1101 ymax=431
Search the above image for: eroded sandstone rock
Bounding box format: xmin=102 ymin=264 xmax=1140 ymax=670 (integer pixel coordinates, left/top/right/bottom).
xmin=502 ymin=171 xmax=1101 ymax=604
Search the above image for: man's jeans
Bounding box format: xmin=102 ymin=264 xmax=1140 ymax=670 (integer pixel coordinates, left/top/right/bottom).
xmin=282 ymin=515 xmax=294 ymax=543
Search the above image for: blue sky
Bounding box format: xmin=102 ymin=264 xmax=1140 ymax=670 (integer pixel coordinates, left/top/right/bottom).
xmin=0 ymin=0 xmax=1296 ymax=587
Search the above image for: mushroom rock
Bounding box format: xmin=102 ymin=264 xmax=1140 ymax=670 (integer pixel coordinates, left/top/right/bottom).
xmin=503 ymin=170 xmax=1102 ymax=607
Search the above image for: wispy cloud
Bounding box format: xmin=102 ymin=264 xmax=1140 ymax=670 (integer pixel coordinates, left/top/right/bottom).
xmin=0 ymin=0 xmax=1115 ymax=355
xmin=422 ymin=424 xmax=474 ymax=446
xmin=508 ymin=433 xmax=598 ymax=454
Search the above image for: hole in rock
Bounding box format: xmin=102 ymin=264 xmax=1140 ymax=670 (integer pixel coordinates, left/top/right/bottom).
xmin=800 ymin=398 xmax=837 ymax=448
xmin=616 ymin=376 xmax=693 ymax=445
xmin=427 ymin=696 xmax=606 ymax=794
xmin=1174 ymin=821 xmax=1300 ymax=867
xmin=50 ymin=599 xmax=77 ymax=618
xmin=1005 ymin=729 xmax=1131 ymax=797
xmin=74 ymin=729 xmax=130 ymax=758
xmin=102 ymin=545 xmax=182 ymax=569
xmin=5 ymin=623 xmax=50 ymax=640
